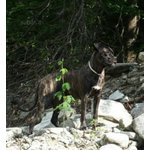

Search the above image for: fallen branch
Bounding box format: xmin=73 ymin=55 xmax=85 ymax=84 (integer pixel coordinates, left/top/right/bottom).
xmin=105 ymin=63 xmax=138 ymax=76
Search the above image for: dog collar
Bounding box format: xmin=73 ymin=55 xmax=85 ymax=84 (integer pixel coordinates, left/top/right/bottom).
xmin=88 ymin=61 xmax=101 ymax=76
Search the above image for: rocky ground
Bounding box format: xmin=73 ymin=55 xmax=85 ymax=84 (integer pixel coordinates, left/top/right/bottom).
xmin=6 ymin=54 xmax=144 ymax=150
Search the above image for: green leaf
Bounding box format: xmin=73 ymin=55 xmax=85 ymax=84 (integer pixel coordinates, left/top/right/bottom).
xmin=54 ymin=91 xmax=63 ymax=100
xmin=55 ymin=74 xmax=62 ymax=81
xmin=66 ymin=95 xmax=75 ymax=103
xmin=63 ymin=95 xmax=75 ymax=104
xmin=58 ymin=60 xmax=63 ymax=66
xmin=60 ymin=68 xmax=68 ymax=75
xmin=62 ymin=82 xmax=71 ymax=91
xmin=58 ymin=59 xmax=64 ymax=66
xmin=62 ymin=101 xmax=72 ymax=111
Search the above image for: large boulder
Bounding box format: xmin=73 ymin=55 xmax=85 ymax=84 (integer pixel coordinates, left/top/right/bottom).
xmin=132 ymin=113 xmax=144 ymax=139
xmin=98 ymin=100 xmax=133 ymax=128
xmin=101 ymin=132 xmax=129 ymax=148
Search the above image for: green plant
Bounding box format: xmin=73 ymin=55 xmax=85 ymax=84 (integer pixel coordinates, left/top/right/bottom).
xmin=54 ymin=59 xmax=75 ymax=112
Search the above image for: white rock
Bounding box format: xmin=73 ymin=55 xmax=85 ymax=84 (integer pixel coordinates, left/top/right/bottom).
xmin=6 ymin=127 xmax=22 ymax=134
xmin=102 ymin=132 xmax=129 ymax=148
xmin=70 ymin=128 xmax=84 ymax=137
xmin=6 ymin=127 xmax=22 ymax=141
xmin=138 ymin=52 xmax=144 ymax=62
xmin=48 ymin=127 xmax=66 ymax=134
xmin=33 ymin=111 xmax=55 ymax=132
xmin=6 ymin=131 xmax=15 ymax=142
xmin=124 ymin=145 xmax=137 ymax=150
xmin=112 ymin=128 xmax=121 ymax=133
xmin=97 ymin=126 xmax=113 ymax=134
xmin=28 ymin=138 xmax=49 ymax=150
xmin=124 ymin=140 xmax=138 ymax=150
xmin=98 ymin=100 xmax=133 ymax=128
xmin=119 ymin=131 xmax=137 ymax=140
xmin=113 ymin=129 xmax=137 ymax=140
xmin=59 ymin=112 xmax=92 ymax=128
xmin=49 ymin=128 xmax=74 ymax=144
xmin=72 ymin=114 xmax=81 ymax=129
xmin=59 ymin=119 xmax=75 ymax=128
xmin=129 ymin=140 xmax=138 ymax=147
xmin=98 ymin=117 xmax=119 ymax=128
xmin=99 ymin=144 xmax=123 ymax=150
xmin=6 ymin=146 xmax=21 ymax=150
xmin=109 ymin=90 xmax=124 ymax=101
xmin=132 ymin=113 xmax=144 ymax=139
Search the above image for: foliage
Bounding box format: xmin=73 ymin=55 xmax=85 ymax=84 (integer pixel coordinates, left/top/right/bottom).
xmin=54 ymin=59 xmax=75 ymax=112
xmin=7 ymin=0 xmax=144 ymax=95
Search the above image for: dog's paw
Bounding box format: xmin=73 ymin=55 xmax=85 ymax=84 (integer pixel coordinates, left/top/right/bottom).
xmin=80 ymin=121 xmax=87 ymax=130
xmin=80 ymin=125 xmax=87 ymax=130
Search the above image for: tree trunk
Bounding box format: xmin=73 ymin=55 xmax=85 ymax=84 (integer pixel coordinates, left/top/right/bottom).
xmin=122 ymin=0 xmax=140 ymax=62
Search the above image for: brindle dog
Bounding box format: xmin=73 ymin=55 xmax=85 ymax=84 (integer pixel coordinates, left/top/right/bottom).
xmin=13 ymin=42 xmax=117 ymax=133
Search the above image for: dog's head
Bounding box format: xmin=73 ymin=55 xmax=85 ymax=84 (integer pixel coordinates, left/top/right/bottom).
xmin=94 ymin=42 xmax=117 ymax=67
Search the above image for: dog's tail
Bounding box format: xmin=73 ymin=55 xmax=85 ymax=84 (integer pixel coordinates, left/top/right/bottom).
xmin=11 ymin=83 xmax=39 ymax=112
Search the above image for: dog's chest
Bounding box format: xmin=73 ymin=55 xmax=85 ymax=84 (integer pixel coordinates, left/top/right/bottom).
xmin=96 ymin=69 xmax=105 ymax=89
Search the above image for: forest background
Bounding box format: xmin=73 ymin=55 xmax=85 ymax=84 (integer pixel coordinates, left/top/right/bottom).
xmin=6 ymin=0 xmax=144 ymax=98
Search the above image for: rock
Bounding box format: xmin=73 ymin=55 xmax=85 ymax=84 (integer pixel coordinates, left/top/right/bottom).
xmin=58 ymin=109 xmax=83 ymax=128
xmin=59 ymin=119 xmax=75 ymax=128
xmin=49 ymin=128 xmax=74 ymax=145
xmin=6 ymin=127 xmax=23 ymax=142
xmin=124 ymin=140 xmax=138 ymax=150
xmin=125 ymin=145 xmax=137 ymax=150
xmin=134 ymin=84 xmax=144 ymax=102
xmin=101 ymin=132 xmax=129 ymax=148
xmin=59 ymin=113 xmax=92 ymax=128
xmin=132 ymin=113 xmax=144 ymax=139
xmin=112 ymin=128 xmax=137 ymax=140
xmin=112 ymin=127 xmax=121 ymax=133
xmin=121 ymin=96 xmax=130 ymax=103
xmin=70 ymin=128 xmax=84 ymax=137
xmin=119 ymin=131 xmax=137 ymax=140
xmin=122 ymin=74 xmax=128 ymax=79
xmin=70 ymin=114 xmax=81 ymax=129
xmin=138 ymin=52 xmax=144 ymax=63
xmin=6 ymin=146 xmax=21 ymax=150
xmin=97 ymin=126 xmax=113 ymax=134
xmin=109 ymin=90 xmax=125 ymax=101
xmin=98 ymin=100 xmax=133 ymax=128
xmin=33 ymin=111 xmax=55 ymax=132
xmin=20 ymin=126 xmax=31 ymax=134
xmin=58 ymin=109 xmax=76 ymax=123
xmin=130 ymin=103 xmax=144 ymax=118
xmin=99 ymin=144 xmax=123 ymax=150
xmin=102 ymin=64 xmax=143 ymax=104
xmin=98 ymin=117 xmax=119 ymax=128
xmin=130 ymin=140 xmax=138 ymax=146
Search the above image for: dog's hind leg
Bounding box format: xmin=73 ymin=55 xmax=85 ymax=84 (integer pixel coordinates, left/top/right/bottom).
xmin=80 ymin=96 xmax=88 ymax=129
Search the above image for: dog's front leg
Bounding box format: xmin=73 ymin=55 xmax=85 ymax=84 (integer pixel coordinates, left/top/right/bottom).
xmin=93 ymin=94 xmax=101 ymax=128
xmin=92 ymin=86 xmax=102 ymax=129
xmin=80 ymin=96 xmax=87 ymax=129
